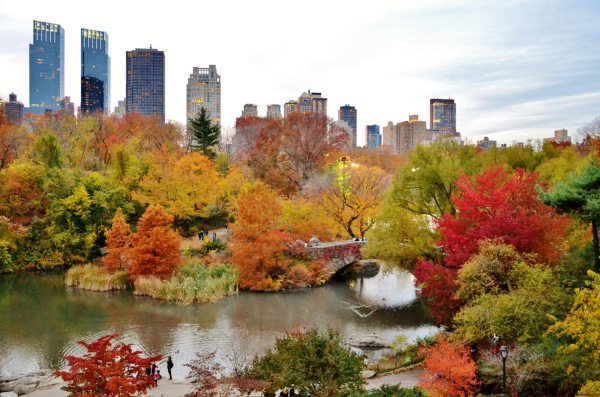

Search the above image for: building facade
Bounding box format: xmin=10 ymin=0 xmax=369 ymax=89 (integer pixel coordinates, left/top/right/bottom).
xmin=267 ymin=104 xmax=281 ymax=119
xmin=81 ymin=29 xmax=110 ymax=115
xmin=60 ymin=96 xmax=75 ymax=116
xmin=477 ymin=136 xmax=497 ymax=150
xmin=338 ymin=105 xmax=357 ymax=148
xmin=543 ymin=129 xmax=572 ymax=144
xmin=430 ymin=98 xmax=457 ymax=136
xmin=382 ymin=121 xmax=395 ymax=149
xmin=241 ymin=104 xmax=258 ymax=118
xmin=395 ymin=115 xmax=426 ymax=156
xmin=126 ymin=48 xmax=165 ymax=119
xmin=5 ymin=93 xmax=24 ymax=124
xmin=186 ymin=65 xmax=220 ymax=125
xmin=310 ymin=92 xmax=327 ymax=116
xmin=29 ymin=20 xmax=65 ymax=115
xmin=366 ymin=125 xmax=382 ymax=149
xmin=284 ymin=100 xmax=298 ymax=117
xmin=112 ymin=99 xmax=125 ymax=118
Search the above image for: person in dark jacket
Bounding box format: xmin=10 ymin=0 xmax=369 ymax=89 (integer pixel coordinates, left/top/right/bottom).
xmin=167 ymin=356 xmax=174 ymax=380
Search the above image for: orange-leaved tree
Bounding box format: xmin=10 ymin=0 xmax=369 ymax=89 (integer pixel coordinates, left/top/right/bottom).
xmin=419 ymin=336 xmax=480 ymax=397
xmin=129 ymin=205 xmax=182 ymax=279
xmin=230 ymin=182 xmax=289 ymax=291
xmin=54 ymin=333 xmax=161 ymax=397
xmin=103 ymin=208 xmax=132 ymax=273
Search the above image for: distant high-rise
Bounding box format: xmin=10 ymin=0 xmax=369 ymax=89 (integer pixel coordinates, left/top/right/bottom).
xmin=477 ymin=136 xmax=496 ymax=150
xmin=543 ymin=129 xmax=572 ymax=144
xmin=29 ymin=20 xmax=65 ymax=115
xmin=5 ymin=93 xmax=24 ymax=124
xmin=81 ymin=29 xmax=110 ymax=115
xmin=241 ymin=104 xmax=258 ymax=118
xmin=186 ymin=65 xmax=220 ymax=125
xmin=267 ymin=104 xmax=281 ymax=119
xmin=430 ymin=99 xmax=456 ymax=136
xmin=366 ymin=125 xmax=381 ymax=149
xmin=284 ymin=100 xmax=298 ymax=117
xmin=382 ymin=122 xmax=395 ymax=148
xmin=396 ymin=115 xmax=426 ymax=156
xmin=338 ymin=105 xmax=357 ymax=148
xmin=126 ymin=48 xmax=165 ymax=119
xmin=113 ymin=99 xmax=126 ymax=118
xmin=60 ymin=96 xmax=75 ymax=116
xmin=310 ymin=92 xmax=327 ymax=116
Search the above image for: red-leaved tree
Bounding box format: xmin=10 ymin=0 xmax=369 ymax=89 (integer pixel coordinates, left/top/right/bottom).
xmin=419 ymin=337 xmax=480 ymax=397
xmin=103 ymin=208 xmax=131 ymax=273
xmin=54 ymin=334 xmax=161 ymax=397
xmin=415 ymin=167 xmax=569 ymax=324
xmin=129 ymin=205 xmax=182 ymax=279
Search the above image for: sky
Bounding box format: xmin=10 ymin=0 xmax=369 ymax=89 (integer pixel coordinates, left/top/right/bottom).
xmin=0 ymin=0 xmax=599 ymax=146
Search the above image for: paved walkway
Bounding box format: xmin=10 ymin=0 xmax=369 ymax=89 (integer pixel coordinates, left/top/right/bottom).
xmin=366 ymin=369 xmax=424 ymax=390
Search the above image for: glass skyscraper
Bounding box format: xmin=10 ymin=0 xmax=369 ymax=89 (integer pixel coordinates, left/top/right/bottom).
xmin=126 ymin=48 xmax=165 ymax=120
xmin=81 ymin=29 xmax=110 ymax=115
xmin=338 ymin=105 xmax=357 ymax=148
xmin=430 ymin=99 xmax=457 ymax=136
xmin=366 ymin=124 xmax=382 ymax=149
xmin=29 ymin=20 xmax=65 ymax=115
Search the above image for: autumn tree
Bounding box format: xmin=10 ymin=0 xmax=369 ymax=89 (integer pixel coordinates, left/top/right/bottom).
xmin=54 ymin=333 xmax=161 ymax=397
xmin=418 ymin=337 xmax=480 ymax=397
xmin=0 ymin=123 xmax=29 ymax=171
xmin=33 ymin=133 xmax=63 ymax=169
xmin=129 ymin=205 xmax=182 ymax=279
xmin=229 ymin=182 xmax=289 ymax=290
xmin=103 ymin=208 xmax=132 ymax=273
xmin=253 ymin=112 xmax=348 ymax=191
xmin=280 ymin=197 xmax=337 ymax=242
xmin=308 ymin=163 xmax=390 ymax=238
xmin=80 ymin=114 xmax=119 ymax=169
xmin=189 ymin=108 xmax=221 ymax=156
xmin=232 ymin=116 xmax=269 ymax=164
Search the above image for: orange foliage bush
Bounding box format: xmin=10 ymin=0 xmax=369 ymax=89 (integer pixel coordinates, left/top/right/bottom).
xmin=128 ymin=205 xmax=182 ymax=279
xmin=103 ymin=208 xmax=131 ymax=273
xmin=230 ymin=182 xmax=290 ymax=290
xmin=419 ymin=336 xmax=480 ymax=397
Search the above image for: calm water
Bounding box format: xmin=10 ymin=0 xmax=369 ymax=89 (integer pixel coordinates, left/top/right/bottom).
xmin=0 ymin=266 xmax=438 ymax=377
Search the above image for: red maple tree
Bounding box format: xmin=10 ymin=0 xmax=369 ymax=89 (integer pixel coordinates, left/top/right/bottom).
xmin=415 ymin=167 xmax=569 ymax=324
xmin=54 ymin=334 xmax=161 ymax=397
xmin=103 ymin=208 xmax=131 ymax=273
xmin=419 ymin=336 xmax=480 ymax=397
xmin=129 ymin=205 xmax=182 ymax=279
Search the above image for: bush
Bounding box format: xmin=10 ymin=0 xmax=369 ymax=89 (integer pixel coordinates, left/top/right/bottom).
xmin=66 ymin=264 xmax=129 ymax=291
xmin=133 ymin=259 xmax=238 ymax=304
xmin=349 ymin=384 xmax=427 ymax=397
xmin=392 ymin=334 xmax=438 ymax=366
xmin=288 ymin=264 xmax=311 ymax=287
xmin=200 ymin=239 xmax=225 ymax=255
xmin=189 ymin=226 xmax=199 ymax=238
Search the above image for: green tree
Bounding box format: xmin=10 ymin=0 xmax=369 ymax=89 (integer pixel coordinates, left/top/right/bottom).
xmin=189 ymin=108 xmax=220 ymax=156
xmin=34 ymin=133 xmax=63 ymax=169
xmin=539 ymin=159 xmax=600 ymax=271
xmin=253 ymin=327 xmax=365 ymax=397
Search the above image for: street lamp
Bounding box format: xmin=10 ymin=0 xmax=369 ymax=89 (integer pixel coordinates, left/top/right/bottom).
xmin=500 ymin=346 xmax=509 ymax=396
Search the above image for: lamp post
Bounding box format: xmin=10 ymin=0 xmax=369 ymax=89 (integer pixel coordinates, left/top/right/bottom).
xmin=500 ymin=346 xmax=509 ymax=396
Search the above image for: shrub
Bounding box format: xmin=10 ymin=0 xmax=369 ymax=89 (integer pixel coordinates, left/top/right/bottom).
xmin=189 ymin=226 xmax=199 ymax=238
xmin=66 ymin=264 xmax=129 ymax=291
xmin=288 ymin=264 xmax=311 ymax=287
xmin=349 ymin=384 xmax=427 ymax=397
xmin=200 ymin=239 xmax=225 ymax=255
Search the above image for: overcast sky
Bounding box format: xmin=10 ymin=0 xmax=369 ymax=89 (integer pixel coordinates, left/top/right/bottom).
xmin=0 ymin=0 xmax=599 ymax=146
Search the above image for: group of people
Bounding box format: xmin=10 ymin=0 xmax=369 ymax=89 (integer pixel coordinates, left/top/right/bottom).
xmin=146 ymin=357 xmax=174 ymax=385
xmin=198 ymin=231 xmax=220 ymax=242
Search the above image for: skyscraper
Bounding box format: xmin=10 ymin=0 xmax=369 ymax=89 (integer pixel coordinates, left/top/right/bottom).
xmin=382 ymin=122 xmax=395 ymax=148
xmin=430 ymin=99 xmax=456 ymax=136
xmin=29 ymin=20 xmax=65 ymax=115
xmin=126 ymin=48 xmax=165 ymax=119
xmin=186 ymin=65 xmax=221 ymax=125
xmin=81 ymin=29 xmax=110 ymax=115
xmin=284 ymin=100 xmax=298 ymax=116
xmin=5 ymin=93 xmax=24 ymax=124
xmin=395 ymin=115 xmax=426 ymax=156
xmin=338 ymin=105 xmax=357 ymax=148
xmin=267 ymin=104 xmax=281 ymax=119
xmin=366 ymin=125 xmax=381 ymax=149
xmin=60 ymin=96 xmax=75 ymax=116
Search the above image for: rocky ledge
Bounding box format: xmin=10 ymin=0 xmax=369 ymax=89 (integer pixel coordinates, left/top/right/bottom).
xmin=0 ymin=370 xmax=62 ymax=396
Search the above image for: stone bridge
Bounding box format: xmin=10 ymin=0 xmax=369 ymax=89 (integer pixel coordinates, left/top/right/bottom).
xmin=305 ymin=238 xmax=367 ymax=275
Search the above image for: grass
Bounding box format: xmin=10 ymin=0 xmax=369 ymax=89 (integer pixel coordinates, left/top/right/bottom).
xmin=133 ymin=259 xmax=238 ymax=304
xmin=65 ymin=264 xmax=129 ymax=291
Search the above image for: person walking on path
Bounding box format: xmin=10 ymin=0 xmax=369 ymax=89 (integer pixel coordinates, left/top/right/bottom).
xmin=151 ymin=364 xmax=158 ymax=386
xmin=167 ymin=356 xmax=174 ymax=380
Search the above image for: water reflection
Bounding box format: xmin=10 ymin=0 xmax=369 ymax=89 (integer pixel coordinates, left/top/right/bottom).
xmin=0 ymin=266 xmax=439 ymax=377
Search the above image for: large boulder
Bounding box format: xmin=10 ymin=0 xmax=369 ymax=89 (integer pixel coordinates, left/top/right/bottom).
xmin=0 ymin=392 xmax=19 ymax=397
xmin=361 ymin=370 xmax=376 ymax=379
xmin=11 ymin=384 xmax=36 ymax=396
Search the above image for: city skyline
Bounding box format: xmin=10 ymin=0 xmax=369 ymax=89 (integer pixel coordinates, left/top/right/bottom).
xmin=1 ymin=1 xmax=599 ymax=146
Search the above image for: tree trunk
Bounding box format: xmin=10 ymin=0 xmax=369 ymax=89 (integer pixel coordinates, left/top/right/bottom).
xmin=593 ymin=219 xmax=600 ymax=272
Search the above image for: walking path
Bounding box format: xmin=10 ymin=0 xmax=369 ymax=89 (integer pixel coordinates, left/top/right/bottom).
xmin=24 ymin=369 xmax=424 ymax=397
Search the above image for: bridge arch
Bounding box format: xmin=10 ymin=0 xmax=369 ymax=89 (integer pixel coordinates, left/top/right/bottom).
xmin=305 ymin=238 xmax=367 ymax=276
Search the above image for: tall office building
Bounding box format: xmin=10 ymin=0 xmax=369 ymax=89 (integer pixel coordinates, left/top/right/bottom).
xmin=366 ymin=125 xmax=381 ymax=149
xmin=5 ymin=93 xmax=24 ymax=124
xmin=29 ymin=20 xmax=65 ymax=115
xmin=113 ymin=99 xmax=126 ymax=118
xmin=186 ymin=65 xmax=221 ymax=125
xmin=310 ymin=92 xmax=327 ymax=116
xmin=267 ymin=104 xmax=281 ymax=119
xmin=60 ymin=96 xmax=75 ymax=116
xmin=395 ymin=115 xmax=426 ymax=157
xmin=338 ymin=105 xmax=357 ymax=148
xmin=382 ymin=122 xmax=395 ymax=148
xmin=81 ymin=29 xmax=110 ymax=115
xmin=430 ymin=99 xmax=456 ymax=136
xmin=126 ymin=48 xmax=165 ymax=119
xmin=284 ymin=100 xmax=298 ymax=116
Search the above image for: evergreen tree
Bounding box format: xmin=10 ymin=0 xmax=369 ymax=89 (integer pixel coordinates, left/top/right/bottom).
xmin=539 ymin=159 xmax=600 ymax=271
xmin=188 ymin=108 xmax=220 ymax=156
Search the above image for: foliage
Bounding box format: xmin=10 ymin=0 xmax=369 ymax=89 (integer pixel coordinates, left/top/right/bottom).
xmin=200 ymin=238 xmax=225 ymax=255
xmin=418 ymin=336 xmax=479 ymax=397
xmin=253 ymin=327 xmax=365 ymax=397
xmin=33 ymin=133 xmax=63 ymax=169
xmin=280 ymin=197 xmax=337 ymax=242
xmin=189 ymin=107 xmax=221 ymax=156
xmin=348 ymin=384 xmax=427 ymax=397
xmin=103 ymin=208 xmax=131 ymax=273
xmin=66 ymin=264 xmax=129 ymax=291
xmin=53 ymin=333 xmax=161 ymax=397
xmin=129 ymin=205 xmax=182 ymax=279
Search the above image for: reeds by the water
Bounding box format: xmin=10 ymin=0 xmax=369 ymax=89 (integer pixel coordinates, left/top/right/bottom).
xmin=65 ymin=264 xmax=129 ymax=291
xmin=133 ymin=260 xmax=238 ymax=305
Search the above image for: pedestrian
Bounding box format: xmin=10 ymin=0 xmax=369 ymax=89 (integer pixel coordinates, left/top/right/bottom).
xmin=146 ymin=366 xmax=152 ymax=383
xmin=212 ymin=233 xmax=217 ymax=242
xmin=151 ymin=364 xmax=157 ymax=386
xmin=198 ymin=230 xmax=202 ymax=241
xmin=167 ymin=356 xmax=174 ymax=380
xmin=154 ymin=364 xmax=161 ymax=385
xmin=470 ymin=343 xmax=477 ymax=361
